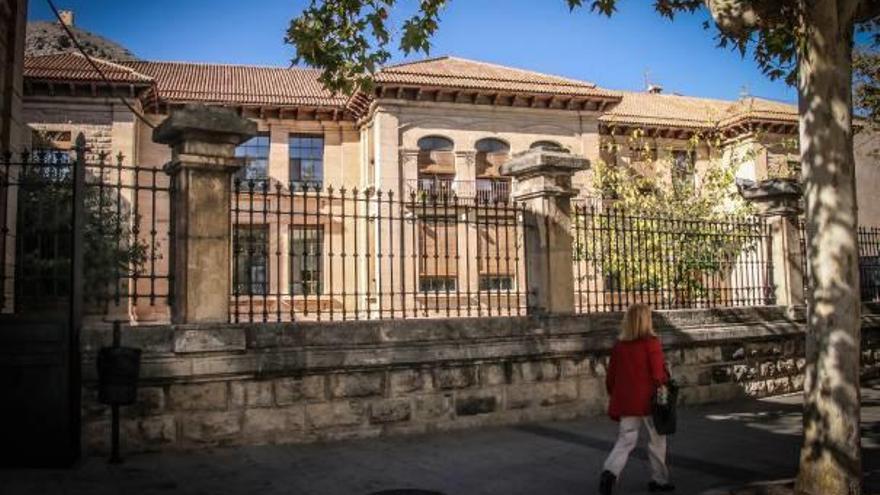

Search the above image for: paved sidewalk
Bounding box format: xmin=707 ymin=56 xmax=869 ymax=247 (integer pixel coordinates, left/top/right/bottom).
xmin=4 ymin=382 xmax=879 ymax=495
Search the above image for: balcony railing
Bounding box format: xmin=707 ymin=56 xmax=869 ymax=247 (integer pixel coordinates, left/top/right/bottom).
xmin=407 ymin=178 xmax=511 ymax=204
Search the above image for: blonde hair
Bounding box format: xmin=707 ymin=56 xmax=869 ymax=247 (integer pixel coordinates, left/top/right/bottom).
xmin=620 ymin=303 xmax=656 ymax=341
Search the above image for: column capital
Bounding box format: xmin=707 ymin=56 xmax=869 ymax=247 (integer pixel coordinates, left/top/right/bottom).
xmin=501 ymin=148 xmax=589 ymax=201
xmin=454 ymin=150 xmax=476 ymax=164
xmin=736 ymin=178 xmax=803 ymax=217
xmin=399 ymin=148 xmax=421 ymax=162
xmin=154 ymin=105 xmax=257 ymax=174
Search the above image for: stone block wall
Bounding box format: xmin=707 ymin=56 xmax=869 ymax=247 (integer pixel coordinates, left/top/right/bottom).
xmin=80 ymin=305 xmax=880 ymax=454
xmin=25 ymin=102 xmax=114 ymax=161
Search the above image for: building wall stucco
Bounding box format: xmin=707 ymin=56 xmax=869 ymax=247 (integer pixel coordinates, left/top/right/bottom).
xmin=17 ymin=86 xmax=880 ymax=323
xmin=855 ymin=130 xmax=880 ymax=227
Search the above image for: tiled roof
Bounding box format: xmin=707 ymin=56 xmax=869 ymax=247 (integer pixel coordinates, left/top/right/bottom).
xmin=119 ymin=61 xmax=348 ymax=108
xmin=375 ymin=56 xmax=620 ymax=98
xmin=719 ymin=97 xmax=798 ymax=127
xmin=600 ymin=91 xmax=797 ymax=129
xmin=24 ymin=53 xmax=153 ymax=84
xmin=24 ymin=53 xmax=798 ymax=131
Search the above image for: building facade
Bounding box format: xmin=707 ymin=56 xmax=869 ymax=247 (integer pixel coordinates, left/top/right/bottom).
xmin=15 ymin=42 xmax=880 ymax=322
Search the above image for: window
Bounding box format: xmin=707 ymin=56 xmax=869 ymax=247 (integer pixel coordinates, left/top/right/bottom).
xmin=475 ymin=138 xmax=509 ymax=154
xmin=233 ymin=225 xmax=268 ymax=295
xmin=417 ymin=136 xmax=454 ymax=151
xmin=530 ymin=141 xmax=568 ymax=153
xmin=479 ymin=276 xmax=514 ymax=291
xmin=289 ymin=134 xmax=324 ymax=189
xmin=417 ymin=136 xmax=455 ymax=173
xmin=419 ymin=276 xmax=457 ymax=292
xmin=475 ymin=138 xmax=510 ymax=177
xmin=672 ymin=150 xmax=695 ymax=193
xmin=30 ymin=130 xmax=72 ymax=170
xmin=290 ymin=225 xmax=323 ymax=295
xmin=235 ymin=134 xmax=270 ymax=181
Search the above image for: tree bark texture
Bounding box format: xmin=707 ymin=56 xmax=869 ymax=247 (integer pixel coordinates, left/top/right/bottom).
xmin=795 ymin=1 xmax=862 ymax=494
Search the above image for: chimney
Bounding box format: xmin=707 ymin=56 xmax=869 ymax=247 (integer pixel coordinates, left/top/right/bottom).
xmin=647 ymin=84 xmax=663 ymax=95
xmin=58 ymin=10 xmax=74 ymax=27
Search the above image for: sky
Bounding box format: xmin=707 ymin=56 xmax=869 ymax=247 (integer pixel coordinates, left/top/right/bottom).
xmin=28 ymin=0 xmax=799 ymax=104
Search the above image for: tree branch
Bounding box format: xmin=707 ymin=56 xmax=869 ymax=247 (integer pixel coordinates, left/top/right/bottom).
xmin=853 ymin=0 xmax=880 ymax=23
xmin=704 ymin=0 xmax=764 ymax=35
xmin=705 ymin=0 xmax=802 ymax=36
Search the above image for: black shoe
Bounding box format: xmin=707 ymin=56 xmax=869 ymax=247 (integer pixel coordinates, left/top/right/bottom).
xmin=647 ymin=480 xmax=675 ymax=492
xmin=598 ymin=470 xmax=616 ymax=495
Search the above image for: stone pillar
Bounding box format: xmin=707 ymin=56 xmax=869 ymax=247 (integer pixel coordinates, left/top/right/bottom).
xmin=501 ymin=149 xmax=589 ymax=315
xmin=153 ymin=105 xmax=257 ymax=324
xmin=737 ymin=178 xmax=805 ymax=308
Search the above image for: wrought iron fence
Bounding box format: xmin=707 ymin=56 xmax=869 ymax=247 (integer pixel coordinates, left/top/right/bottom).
xmin=230 ymin=180 xmax=529 ymax=322
xmin=859 ymin=226 xmax=880 ymax=302
xmin=0 ymin=138 xmax=172 ymax=318
xmin=799 ymin=222 xmax=879 ymax=303
xmin=572 ymin=204 xmax=775 ymax=312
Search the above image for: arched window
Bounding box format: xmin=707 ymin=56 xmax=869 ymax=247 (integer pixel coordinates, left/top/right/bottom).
xmin=530 ymin=140 xmax=569 ymax=153
xmin=417 ymin=135 xmax=454 ymax=152
xmin=475 ymin=137 xmax=510 ymax=177
xmin=416 ymin=136 xmax=455 ymax=192
xmin=475 ymin=138 xmax=510 ymax=154
xmin=475 ymin=138 xmax=512 ymax=203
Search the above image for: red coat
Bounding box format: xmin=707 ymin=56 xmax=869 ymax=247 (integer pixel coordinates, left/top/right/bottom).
xmin=605 ymin=337 xmax=668 ymax=421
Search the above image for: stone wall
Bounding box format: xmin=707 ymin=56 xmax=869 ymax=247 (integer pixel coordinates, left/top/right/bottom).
xmin=23 ymin=99 xmax=116 ymax=161
xmin=80 ymin=305 xmax=880 ymax=454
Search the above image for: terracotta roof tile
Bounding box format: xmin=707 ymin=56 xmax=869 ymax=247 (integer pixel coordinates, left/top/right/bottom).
xmin=120 ymin=61 xmax=347 ymax=108
xmin=375 ymin=56 xmax=619 ymax=98
xmin=24 ymin=53 xmax=153 ymax=84
xmin=600 ymin=91 xmax=797 ymax=129
xmin=24 ymin=53 xmax=798 ymax=131
xmin=719 ymin=97 xmax=798 ymax=126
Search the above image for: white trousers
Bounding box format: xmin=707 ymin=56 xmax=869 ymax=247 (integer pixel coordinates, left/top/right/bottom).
xmin=602 ymin=416 xmax=670 ymax=484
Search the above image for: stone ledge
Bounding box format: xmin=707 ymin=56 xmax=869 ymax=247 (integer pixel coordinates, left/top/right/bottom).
xmin=80 ymin=323 xmax=809 ymax=384
xmin=174 ymin=327 xmax=246 ymax=353
xmin=83 ymin=306 xmax=802 ymax=353
xmin=80 ymin=307 xmax=880 ymax=385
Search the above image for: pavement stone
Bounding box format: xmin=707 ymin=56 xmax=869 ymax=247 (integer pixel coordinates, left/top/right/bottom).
xmin=2 ymin=382 xmax=879 ymax=495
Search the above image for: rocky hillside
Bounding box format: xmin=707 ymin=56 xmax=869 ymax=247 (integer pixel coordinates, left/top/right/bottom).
xmin=26 ymin=21 xmax=138 ymax=62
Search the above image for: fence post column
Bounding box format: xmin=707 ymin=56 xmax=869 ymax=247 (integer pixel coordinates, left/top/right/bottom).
xmin=153 ymin=105 xmax=257 ymax=324
xmin=501 ymin=149 xmax=589 ymax=315
xmin=738 ymin=178 xmax=805 ymax=308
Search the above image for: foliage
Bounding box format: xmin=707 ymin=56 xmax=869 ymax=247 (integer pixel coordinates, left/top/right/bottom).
xmin=15 ymin=150 xmax=150 ymax=311
xmin=854 ymin=47 xmax=880 ymax=124
xmin=286 ymin=0 xmax=446 ymax=94
xmin=576 ymin=130 xmax=763 ymax=306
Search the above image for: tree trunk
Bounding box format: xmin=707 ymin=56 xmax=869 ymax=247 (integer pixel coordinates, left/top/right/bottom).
xmin=795 ymin=1 xmax=862 ymax=494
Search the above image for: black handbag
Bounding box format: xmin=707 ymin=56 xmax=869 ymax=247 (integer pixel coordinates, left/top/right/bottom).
xmin=651 ymin=368 xmax=679 ymax=435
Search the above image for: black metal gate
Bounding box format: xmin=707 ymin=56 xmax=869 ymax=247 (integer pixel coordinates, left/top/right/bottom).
xmin=0 ymin=134 xmax=86 ymax=466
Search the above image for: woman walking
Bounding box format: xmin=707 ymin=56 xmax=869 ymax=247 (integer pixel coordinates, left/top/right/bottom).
xmin=599 ymin=303 xmax=675 ymax=494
